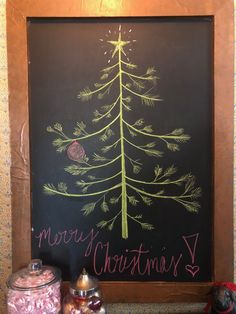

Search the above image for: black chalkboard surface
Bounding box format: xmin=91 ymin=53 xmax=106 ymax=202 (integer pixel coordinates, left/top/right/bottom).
xmin=28 ymin=17 xmax=213 ymax=282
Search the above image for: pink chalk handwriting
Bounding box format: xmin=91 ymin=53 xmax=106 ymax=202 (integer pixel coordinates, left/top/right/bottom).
xmin=93 ymin=241 xmax=182 ymax=277
xmin=34 ymin=227 xmax=99 ymax=257
xmin=34 ymin=228 xmax=203 ymax=278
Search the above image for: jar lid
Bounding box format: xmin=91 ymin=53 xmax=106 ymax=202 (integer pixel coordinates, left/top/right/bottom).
xmin=7 ymin=259 xmax=61 ymax=291
xmin=70 ymin=268 xmax=99 ymax=297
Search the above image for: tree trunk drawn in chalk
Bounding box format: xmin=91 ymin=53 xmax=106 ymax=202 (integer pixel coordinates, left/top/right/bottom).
xmin=44 ymin=25 xmax=201 ymax=240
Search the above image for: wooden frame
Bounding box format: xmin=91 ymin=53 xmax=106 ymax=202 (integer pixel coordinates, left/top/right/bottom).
xmin=6 ymin=0 xmax=234 ymax=303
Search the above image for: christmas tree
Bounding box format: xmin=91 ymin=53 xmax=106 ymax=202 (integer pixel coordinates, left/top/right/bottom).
xmin=44 ymin=25 xmax=201 ymax=239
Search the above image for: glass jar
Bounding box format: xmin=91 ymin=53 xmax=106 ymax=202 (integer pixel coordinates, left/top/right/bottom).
xmin=7 ymin=259 xmax=61 ymax=314
xmin=63 ymin=268 xmax=106 ymax=314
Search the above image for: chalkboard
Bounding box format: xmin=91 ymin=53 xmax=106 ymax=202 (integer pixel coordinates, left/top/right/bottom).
xmin=7 ymin=0 xmax=234 ymax=303
xmin=28 ymin=17 xmax=213 ymax=283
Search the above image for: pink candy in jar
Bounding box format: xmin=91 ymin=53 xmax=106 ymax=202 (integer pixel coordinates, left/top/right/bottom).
xmin=6 ymin=259 xmax=61 ymax=314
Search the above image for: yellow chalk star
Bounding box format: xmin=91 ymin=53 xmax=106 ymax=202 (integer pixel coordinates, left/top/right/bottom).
xmin=108 ymin=32 xmax=130 ymax=58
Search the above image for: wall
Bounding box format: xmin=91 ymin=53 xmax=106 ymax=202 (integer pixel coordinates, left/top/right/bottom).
xmin=0 ymin=1 xmax=234 ymax=313
xmin=0 ymin=0 xmax=11 ymax=312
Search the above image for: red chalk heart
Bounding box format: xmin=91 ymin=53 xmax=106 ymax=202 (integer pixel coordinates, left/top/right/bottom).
xmin=185 ymin=265 xmax=200 ymax=277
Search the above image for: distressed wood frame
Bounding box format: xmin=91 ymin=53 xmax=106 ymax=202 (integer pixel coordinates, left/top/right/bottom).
xmin=6 ymin=0 xmax=234 ymax=302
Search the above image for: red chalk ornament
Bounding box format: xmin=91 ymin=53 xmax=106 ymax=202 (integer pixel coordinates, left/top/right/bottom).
xmin=67 ymin=141 xmax=85 ymax=162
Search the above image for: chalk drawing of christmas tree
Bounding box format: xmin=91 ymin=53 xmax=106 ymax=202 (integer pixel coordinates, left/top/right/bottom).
xmin=44 ymin=25 xmax=201 ymax=239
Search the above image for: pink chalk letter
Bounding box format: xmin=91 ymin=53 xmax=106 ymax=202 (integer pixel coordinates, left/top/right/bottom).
xmin=182 ymin=233 xmax=199 ymax=264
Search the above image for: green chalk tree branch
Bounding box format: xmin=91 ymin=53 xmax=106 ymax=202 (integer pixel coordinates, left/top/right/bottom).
xmin=44 ymin=29 xmax=201 ymax=239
